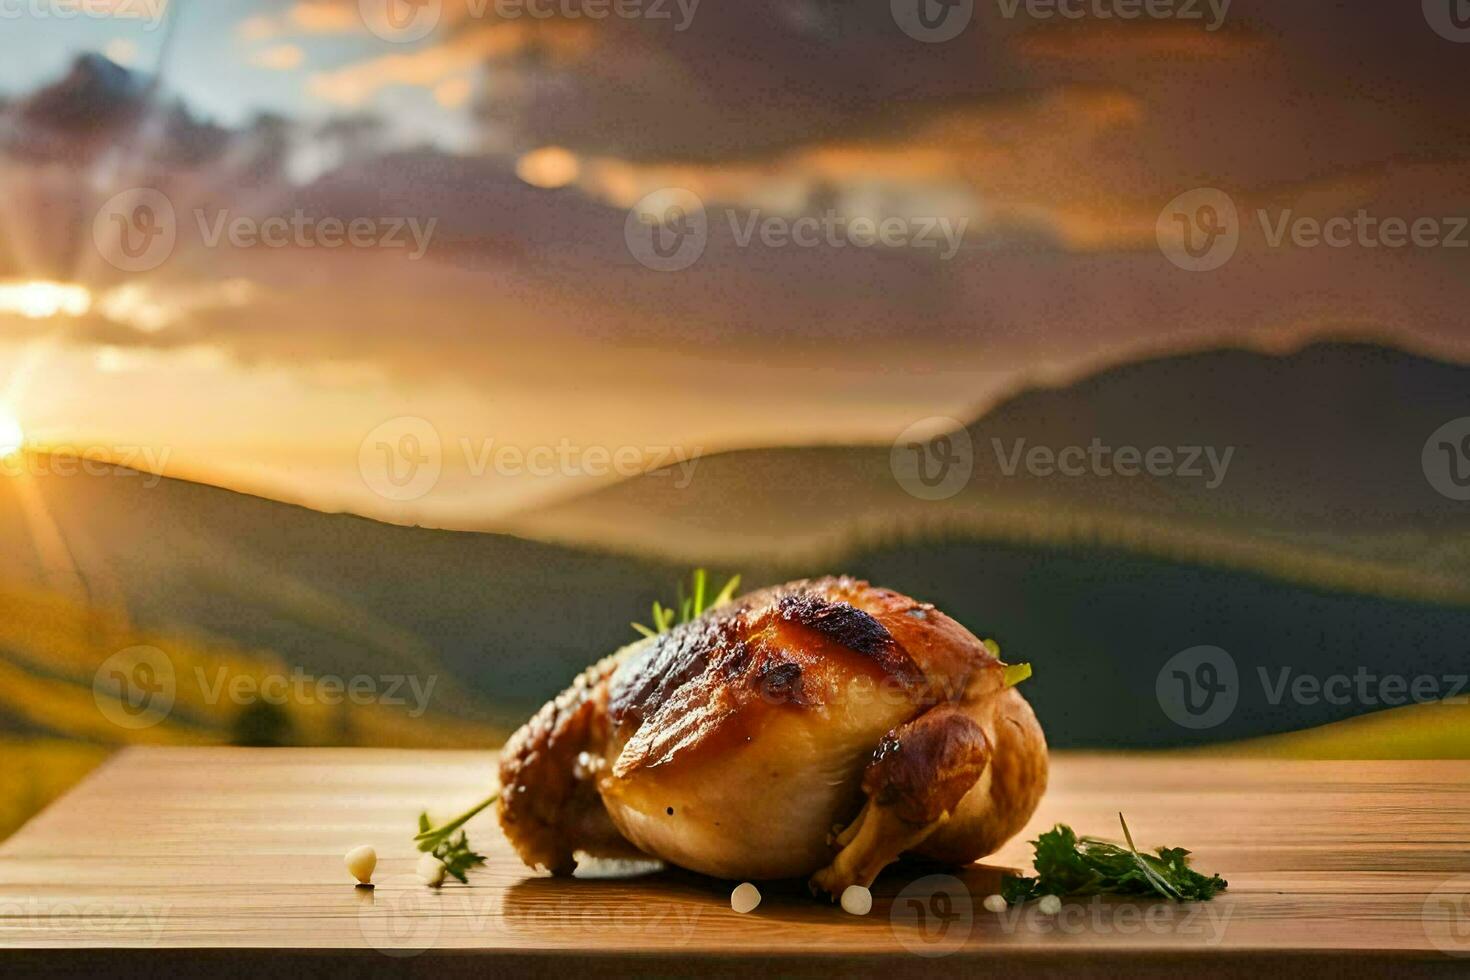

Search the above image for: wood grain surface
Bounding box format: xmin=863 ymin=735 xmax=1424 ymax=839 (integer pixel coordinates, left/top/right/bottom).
xmin=2 ymin=748 xmax=1469 ymax=977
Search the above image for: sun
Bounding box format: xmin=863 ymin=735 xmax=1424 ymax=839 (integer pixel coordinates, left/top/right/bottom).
xmin=0 ymin=408 xmax=24 ymax=459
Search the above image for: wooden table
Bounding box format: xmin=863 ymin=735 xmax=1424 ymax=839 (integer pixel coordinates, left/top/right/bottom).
xmin=2 ymin=748 xmax=1468 ymax=977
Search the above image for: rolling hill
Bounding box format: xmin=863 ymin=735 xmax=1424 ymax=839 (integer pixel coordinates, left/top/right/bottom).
xmin=504 ymin=341 xmax=1470 ymax=603
xmin=0 ymin=579 xmax=507 ymax=839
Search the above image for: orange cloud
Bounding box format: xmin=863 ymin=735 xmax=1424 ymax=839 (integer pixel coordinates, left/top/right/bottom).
xmin=307 ymin=20 xmax=595 ymax=107
xmin=250 ymin=44 xmax=307 ymax=72
xmin=1012 ymin=21 xmax=1268 ymax=60
xmin=235 ymin=2 xmax=367 ymax=42
xmin=575 ymin=86 xmax=1155 ymax=251
xmin=289 ymin=1 xmax=361 ymax=33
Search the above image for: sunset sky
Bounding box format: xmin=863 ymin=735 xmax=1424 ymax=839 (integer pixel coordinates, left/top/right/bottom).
xmin=1 ymin=0 xmax=1467 ymax=525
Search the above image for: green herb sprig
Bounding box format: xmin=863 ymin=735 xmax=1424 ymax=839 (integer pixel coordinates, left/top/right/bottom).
xmin=413 ymin=791 xmax=498 ymax=883
xmin=1001 ymin=813 xmax=1227 ymax=904
xmin=983 ymin=638 xmax=1033 ymax=689
xmin=632 ymin=569 xmax=741 ymax=638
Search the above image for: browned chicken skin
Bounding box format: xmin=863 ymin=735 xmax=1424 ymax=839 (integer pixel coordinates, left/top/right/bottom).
xmin=497 ymin=577 xmax=1048 ymax=898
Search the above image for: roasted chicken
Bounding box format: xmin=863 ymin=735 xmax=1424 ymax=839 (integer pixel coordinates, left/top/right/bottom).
xmin=496 ymin=577 xmax=1047 ymax=898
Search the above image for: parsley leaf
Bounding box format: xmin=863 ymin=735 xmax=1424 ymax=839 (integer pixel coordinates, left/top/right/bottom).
xmin=428 ymin=829 xmax=486 ymax=884
xmin=1002 ymin=813 xmax=1227 ymax=904
xmin=632 ymin=569 xmax=742 ymax=638
xmin=412 ymin=790 xmax=499 ymax=885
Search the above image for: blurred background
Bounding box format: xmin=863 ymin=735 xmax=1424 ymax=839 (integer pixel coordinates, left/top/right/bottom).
xmin=1 ymin=0 xmax=1469 ymax=839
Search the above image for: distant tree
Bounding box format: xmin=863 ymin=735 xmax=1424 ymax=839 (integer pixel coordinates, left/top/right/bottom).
xmin=230 ymin=700 xmax=295 ymax=747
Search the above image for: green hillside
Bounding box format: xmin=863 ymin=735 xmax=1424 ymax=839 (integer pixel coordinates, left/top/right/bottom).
xmin=0 ymin=579 xmax=507 ymax=839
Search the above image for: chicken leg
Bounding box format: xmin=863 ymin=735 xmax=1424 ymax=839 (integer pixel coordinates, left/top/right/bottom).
xmin=811 ymin=703 xmax=990 ymax=897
